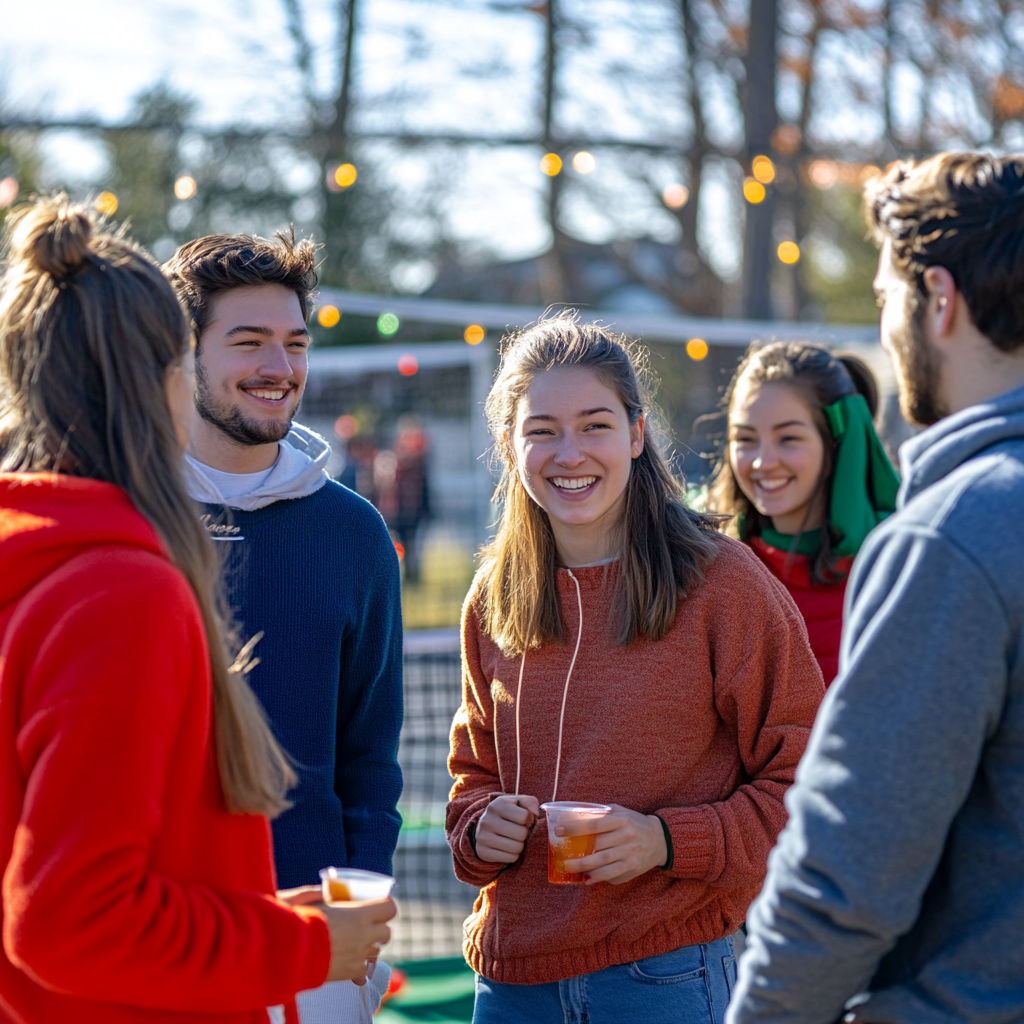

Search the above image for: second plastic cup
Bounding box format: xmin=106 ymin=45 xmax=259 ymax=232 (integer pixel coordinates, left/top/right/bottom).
xmin=319 ymin=866 xmax=396 ymax=903
xmin=540 ymin=801 xmax=612 ymax=884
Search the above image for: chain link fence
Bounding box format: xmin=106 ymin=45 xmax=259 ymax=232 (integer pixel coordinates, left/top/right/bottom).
xmin=391 ymin=634 xmax=477 ymax=961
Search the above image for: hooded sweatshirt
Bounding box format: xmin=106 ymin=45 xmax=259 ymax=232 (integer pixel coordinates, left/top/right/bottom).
xmin=0 ymin=473 xmax=329 ymax=1024
xmin=447 ymin=537 xmax=824 ymax=985
xmin=185 ymin=425 xmax=404 ymax=888
xmin=728 ymin=381 xmax=1024 ymax=1024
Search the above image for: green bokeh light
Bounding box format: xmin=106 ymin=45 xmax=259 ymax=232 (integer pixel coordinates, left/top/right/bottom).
xmin=377 ymin=312 xmax=400 ymax=336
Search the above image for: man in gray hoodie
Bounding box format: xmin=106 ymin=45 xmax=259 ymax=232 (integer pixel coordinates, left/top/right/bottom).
xmin=727 ymin=152 xmax=1024 ymax=1024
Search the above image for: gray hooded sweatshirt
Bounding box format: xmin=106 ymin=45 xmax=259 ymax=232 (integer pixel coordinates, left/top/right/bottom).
xmin=728 ymin=382 xmax=1024 ymax=1024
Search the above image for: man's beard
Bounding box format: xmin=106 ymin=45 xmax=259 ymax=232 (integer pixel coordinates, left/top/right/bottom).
xmin=194 ymin=358 xmax=297 ymax=446
xmin=890 ymin=296 xmax=947 ymax=427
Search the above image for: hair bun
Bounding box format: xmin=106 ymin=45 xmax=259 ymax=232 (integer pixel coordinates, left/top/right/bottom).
xmin=9 ymin=196 xmax=94 ymax=280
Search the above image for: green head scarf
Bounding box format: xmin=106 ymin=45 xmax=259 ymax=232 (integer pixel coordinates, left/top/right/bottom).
xmin=822 ymin=392 xmax=900 ymax=557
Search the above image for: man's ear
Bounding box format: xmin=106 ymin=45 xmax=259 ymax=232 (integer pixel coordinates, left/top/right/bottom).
xmin=922 ymin=266 xmax=958 ymax=339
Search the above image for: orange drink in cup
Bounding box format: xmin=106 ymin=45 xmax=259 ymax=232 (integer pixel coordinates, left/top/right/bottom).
xmin=540 ymin=802 xmax=612 ymax=884
xmin=319 ymin=866 xmax=395 ymax=904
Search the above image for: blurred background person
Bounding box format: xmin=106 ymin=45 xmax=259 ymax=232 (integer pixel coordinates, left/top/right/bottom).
xmin=0 ymin=196 xmax=394 ymax=1024
xmin=706 ymin=342 xmax=899 ymax=685
xmin=390 ymin=415 xmax=431 ymax=583
xmin=339 ymin=434 xmax=380 ymax=505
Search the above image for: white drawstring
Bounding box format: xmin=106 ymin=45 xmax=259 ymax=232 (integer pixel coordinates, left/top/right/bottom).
xmin=513 ymin=569 xmax=584 ymax=804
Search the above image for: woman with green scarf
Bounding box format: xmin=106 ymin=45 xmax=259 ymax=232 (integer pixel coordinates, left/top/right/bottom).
xmin=706 ymin=341 xmax=900 ymax=685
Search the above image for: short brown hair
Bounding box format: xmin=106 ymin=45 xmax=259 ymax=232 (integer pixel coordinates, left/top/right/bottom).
xmin=163 ymin=229 xmax=318 ymax=338
xmin=865 ymin=152 xmax=1024 ymax=353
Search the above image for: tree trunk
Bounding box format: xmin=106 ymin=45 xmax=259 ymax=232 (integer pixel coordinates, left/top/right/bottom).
xmin=742 ymin=0 xmax=778 ymax=320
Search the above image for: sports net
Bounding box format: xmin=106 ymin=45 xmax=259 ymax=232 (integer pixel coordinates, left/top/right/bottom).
xmin=391 ymin=638 xmax=477 ymax=961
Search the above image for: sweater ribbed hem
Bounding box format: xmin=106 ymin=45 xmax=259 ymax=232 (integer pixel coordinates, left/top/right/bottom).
xmin=465 ymin=901 xmax=736 ymax=985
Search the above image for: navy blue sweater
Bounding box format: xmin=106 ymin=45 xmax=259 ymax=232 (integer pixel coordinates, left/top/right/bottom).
xmin=204 ymin=481 xmax=403 ymax=888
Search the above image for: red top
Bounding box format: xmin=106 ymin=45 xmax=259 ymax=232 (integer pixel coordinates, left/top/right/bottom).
xmin=447 ymin=538 xmax=824 ymax=984
xmin=0 ymin=474 xmax=330 ymax=1024
xmin=749 ymin=536 xmax=853 ymax=686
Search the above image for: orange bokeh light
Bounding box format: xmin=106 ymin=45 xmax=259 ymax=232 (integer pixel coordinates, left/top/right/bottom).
xmin=397 ymin=354 xmax=418 ymax=376
xmin=686 ymin=338 xmax=709 ymax=361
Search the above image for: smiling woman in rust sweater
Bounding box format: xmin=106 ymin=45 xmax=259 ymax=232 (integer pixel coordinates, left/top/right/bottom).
xmin=446 ymin=318 xmax=824 ymax=1024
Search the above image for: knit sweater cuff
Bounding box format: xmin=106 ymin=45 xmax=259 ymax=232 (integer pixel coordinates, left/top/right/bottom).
xmin=655 ymin=804 xmax=724 ymax=882
xmin=292 ymin=905 xmax=334 ymax=990
xmin=450 ymin=804 xmax=505 ymax=887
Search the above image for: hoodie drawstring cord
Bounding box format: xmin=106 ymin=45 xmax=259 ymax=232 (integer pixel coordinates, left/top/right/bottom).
xmin=514 ymin=569 xmax=584 ymax=803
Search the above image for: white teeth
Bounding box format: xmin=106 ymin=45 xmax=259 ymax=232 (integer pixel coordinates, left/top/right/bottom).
xmin=756 ymin=478 xmax=790 ymax=491
xmin=550 ymin=476 xmax=596 ymax=491
xmin=248 ymin=389 xmax=287 ymax=400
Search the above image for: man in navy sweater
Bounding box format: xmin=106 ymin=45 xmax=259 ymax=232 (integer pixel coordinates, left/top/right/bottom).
xmin=165 ymin=232 xmax=403 ymax=1020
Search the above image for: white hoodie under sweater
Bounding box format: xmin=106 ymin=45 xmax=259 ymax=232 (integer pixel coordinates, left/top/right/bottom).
xmin=183 ymin=423 xmax=330 ymax=510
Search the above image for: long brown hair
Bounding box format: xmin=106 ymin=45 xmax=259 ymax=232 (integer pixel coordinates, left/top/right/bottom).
xmin=705 ymin=340 xmax=878 ymax=584
xmin=477 ymin=316 xmax=719 ymax=656
xmin=0 ymin=195 xmax=295 ymax=817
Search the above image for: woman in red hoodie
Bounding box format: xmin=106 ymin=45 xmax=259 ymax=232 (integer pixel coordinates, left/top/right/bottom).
xmin=446 ymin=319 xmax=824 ymax=1023
xmin=706 ymin=341 xmax=900 ymax=684
xmin=0 ymin=197 xmax=394 ymax=1024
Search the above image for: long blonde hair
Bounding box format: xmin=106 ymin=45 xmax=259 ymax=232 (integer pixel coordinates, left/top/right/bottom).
xmin=477 ymin=316 xmax=719 ymax=656
xmin=0 ymin=196 xmax=295 ymax=817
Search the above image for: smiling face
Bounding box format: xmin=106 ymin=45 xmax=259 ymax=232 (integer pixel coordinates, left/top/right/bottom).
xmin=193 ymin=283 xmax=310 ymax=451
xmin=512 ymin=366 xmax=644 ymax=566
xmin=728 ymin=380 xmax=827 ymax=534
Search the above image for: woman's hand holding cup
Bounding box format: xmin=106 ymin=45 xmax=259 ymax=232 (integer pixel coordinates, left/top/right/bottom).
xmin=277 ymin=885 xmax=397 ymax=984
xmin=557 ymin=804 xmax=668 ymax=884
xmin=475 ymin=794 xmax=540 ymax=863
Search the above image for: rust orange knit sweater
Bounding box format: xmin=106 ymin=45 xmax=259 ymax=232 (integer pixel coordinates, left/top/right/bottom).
xmin=447 ymin=537 xmax=824 ymax=985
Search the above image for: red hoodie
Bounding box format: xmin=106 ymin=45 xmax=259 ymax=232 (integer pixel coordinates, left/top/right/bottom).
xmin=0 ymin=474 xmax=330 ymax=1024
xmin=748 ymin=536 xmax=853 ymax=686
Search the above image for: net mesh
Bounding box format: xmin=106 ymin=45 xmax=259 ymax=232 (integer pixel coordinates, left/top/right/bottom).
xmin=391 ymin=646 xmax=478 ymax=961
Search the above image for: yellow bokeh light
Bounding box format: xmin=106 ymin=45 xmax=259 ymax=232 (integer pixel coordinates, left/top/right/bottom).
xmin=572 ymin=151 xmax=596 ymax=174
xmin=174 ymin=175 xmax=197 ymax=200
xmin=540 ymin=152 xmax=563 ymax=176
xmin=334 ymin=163 xmax=358 ymax=188
xmin=464 ymin=323 xmax=486 ymax=345
xmin=317 ymin=305 xmax=342 ymax=328
xmin=686 ymin=338 xmax=709 ymax=361
xmin=95 ymin=191 xmax=118 ymax=216
xmin=777 ymin=241 xmax=801 ymax=264
xmin=742 ymin=178 xmax=766 ymax=204
xmin=663 ymin=183 xmax=689 ymax=208
xmin=752 ymin=155 xmax=776 ymax=184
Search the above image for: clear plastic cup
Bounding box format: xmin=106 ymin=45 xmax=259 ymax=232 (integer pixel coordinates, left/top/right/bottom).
xmin=540 ymin=801 xmax=612 ymax=884
xmin=319 ymin=866 xmax=396 ymax=904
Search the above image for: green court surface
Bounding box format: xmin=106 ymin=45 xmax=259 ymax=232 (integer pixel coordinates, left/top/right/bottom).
xmin=377 ymin=957 xmax=475 ymax=1023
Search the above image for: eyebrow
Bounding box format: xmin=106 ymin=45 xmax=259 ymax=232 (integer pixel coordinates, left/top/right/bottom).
xmin=523 ymin=406 xmax=616 ymax=423
xmin=224 ymin=325 xmax=310 ymax=338
xmin=731 ymin=420 xmax=809 ymax=431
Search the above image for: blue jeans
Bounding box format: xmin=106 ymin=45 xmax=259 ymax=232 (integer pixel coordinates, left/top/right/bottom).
xmin=473 ymin=936 xmax=736 ymax=1024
